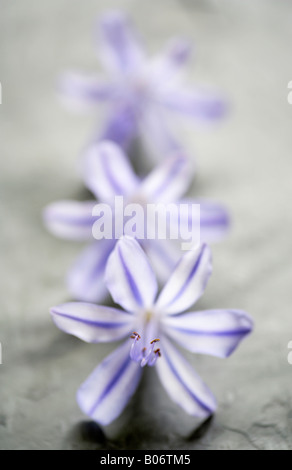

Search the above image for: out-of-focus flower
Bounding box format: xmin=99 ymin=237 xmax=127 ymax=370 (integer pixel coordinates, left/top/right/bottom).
xmin=60 ymin=10 xmax=226 ymax=154
xmin=43 ymin=141 xmax=229 ymax=302
xmin=50 ymin=237 xmax=253 ymax=425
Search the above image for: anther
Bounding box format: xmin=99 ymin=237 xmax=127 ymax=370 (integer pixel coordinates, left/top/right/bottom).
xmin=130 ymin=333 xmax=161 ymax=367
xmin=130 ymin=331 xmax=141 ymax=340
xmin=150 ymin=338 xmax=160 ymax=344
xmin=130 ymin=331 xmax=142 ymax=362
xmin=148 ymin=348 xmax=162 ymax=367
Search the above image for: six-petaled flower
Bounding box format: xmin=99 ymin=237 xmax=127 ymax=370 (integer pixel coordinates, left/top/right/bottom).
xmin=44 ymin=140 xmax=229 ymax=303
xmin=60 ymin=10 xmax=226 ymax=156
xmin=50 ymin=236 xmax=253 ymax=425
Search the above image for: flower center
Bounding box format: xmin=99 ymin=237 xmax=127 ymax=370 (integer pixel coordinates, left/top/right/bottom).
xmin=130 ymin=73 xmax=151 ymax=99
xmin=130 ymin=331 xmax=161 ymax=367
xmin=145 ymin=310 xmax=153 ymax=323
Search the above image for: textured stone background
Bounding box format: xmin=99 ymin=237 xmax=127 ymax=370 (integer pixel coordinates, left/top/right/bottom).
xmin=1 ymin=0 xmax=292 ymax=450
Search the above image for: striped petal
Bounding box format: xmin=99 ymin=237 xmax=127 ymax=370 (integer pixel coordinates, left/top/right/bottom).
xmin=177 ymin=199 xmax=230 ymax=244
xmin=98 ymin=11 xmax=145 ymax=74
xmin=162 ymin=309 xmax=254 ymax=358
xmin=50 ymin=302 xmax=134 ymax=343
xmin=77 ymin=340 xmax=142 ymax=425
xmin=58 ymin=72 xmax=115 ymax=110
xmin=140 ymin=151 xmax=194 ymax=204
xmin=43 ymin=200 xmax=96 ymax=241
xmin=82 ymin=141 xmax=140 ymax=202
xmin=67 ymin=240 xmax=115 ymax=303
xmin=200 ymin=202 xmax=230 ymax=243
xmin=105 ymin=236 xmax=158 ymax=313
xmin=156 ymin=336 xmax=216 ymax=418
xmin=156 ymin=243 xmax=212 ymax=315
xmin=149 ymin=37 xmax=192 ymax=86
xmin=159 ymin=88 xmax=227 ymax=121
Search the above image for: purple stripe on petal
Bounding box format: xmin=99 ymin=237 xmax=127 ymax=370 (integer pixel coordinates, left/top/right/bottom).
xmin=170 ymin=326 xmax=252 ymax=337
xmin=89 ymin=355 xmax=130 ymax=417
xmin=101 ymin=13 xmax=132 ymax=69
xmin=51 ymin=310 xmax=131 ymax=329
xmin=50 ymin=302 xmax=134 ymax=343
xmin=177 ymin=199 xmax=230 ymax=244
xmin=200 ymin=203 xmax=230 ymax=243
xmin=43 ymin=200 xmax=97 ymax=241
xmin=105 ymin=236 xmax=158 ymax=313
xmin=201 ymin=216 xmax=229 ymax=227
xmin=155 ymin=337 xmax=216 ymax=418
xmin=99 ymin=11 xmax=144 ymax=74
xmin=167 ymin=244 xmax=207 ymax=307
xmin=99 ymin=146 xmax=127 ymax=195
xmin=82 ymin=141 xmax=139 ymax=202
xmin=117 ymin=245 xmax=143 ymax=307
xmin=162 ymin=309 xmax=253 ymax=358
xmin=156 ymin=244 xmax=212 ymax=315
xmin=163 ymin=345 xmax=213 ymax=414
xmin=77 ymin=340 xmax=142 ymax=425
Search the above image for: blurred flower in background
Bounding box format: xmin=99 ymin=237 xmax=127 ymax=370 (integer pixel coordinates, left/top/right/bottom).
xmin=43 ymin=141 xmax=229 ymax=302
xmin=59 ymin=10 xmax=227 ymax=160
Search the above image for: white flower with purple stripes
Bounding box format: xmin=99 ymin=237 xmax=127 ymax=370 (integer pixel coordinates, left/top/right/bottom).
xmin=60 ymin=10 xmax=226 ymax=153
xmin=50 ymin=236 xmax=253 ymax=425
xmin=43 ymin=140 xmax=229 ymax=303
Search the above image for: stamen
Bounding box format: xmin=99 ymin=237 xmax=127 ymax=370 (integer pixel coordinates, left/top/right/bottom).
xmin=130 ymin=331 xmax=142 ymax=362
xmin=130 ymin=331 xmax=141 ymax=339
xmin=148 ymin=348 xmax=161 ymax=367
xmin=130 ymin=332 xmax=161 ymax=367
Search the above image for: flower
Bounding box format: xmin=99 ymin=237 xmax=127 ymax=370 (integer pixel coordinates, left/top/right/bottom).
xmin=50 ymin=236 xmax=253 ymax=425
xmin=43 ymin=140 xmax=229 ymax=302
xmin=59 ymin=10 xmax=226 ymax=155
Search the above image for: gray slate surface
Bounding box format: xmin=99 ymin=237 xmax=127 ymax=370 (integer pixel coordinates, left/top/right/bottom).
xmin=1 ymin=0 xmax=292 ymax=450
